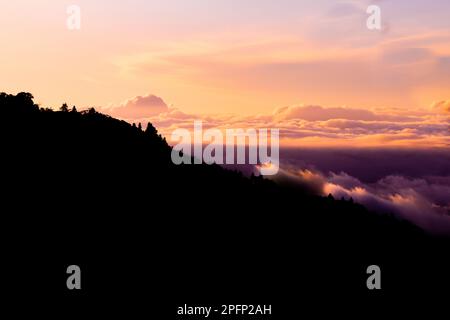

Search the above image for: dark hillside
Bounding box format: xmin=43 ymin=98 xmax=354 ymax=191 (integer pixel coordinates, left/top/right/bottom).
xmin=1 ymin=92 xmax=448 ymax=314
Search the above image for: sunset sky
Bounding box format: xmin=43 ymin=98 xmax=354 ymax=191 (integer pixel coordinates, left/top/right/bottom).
xmin=1 ymin=0 xmax=449 ymax=147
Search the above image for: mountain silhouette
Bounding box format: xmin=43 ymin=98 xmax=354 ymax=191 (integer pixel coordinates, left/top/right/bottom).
xmin=1 ymin=92 xmax=449 ymax=308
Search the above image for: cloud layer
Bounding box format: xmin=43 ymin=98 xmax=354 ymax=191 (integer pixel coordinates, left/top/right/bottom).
xmin=101 ymin=93 xmax=450 ymax=148
xmin=99 ymin=93 xmax=450 ymax=235
xmin=268 ymin=160 xmax=450 ymax=236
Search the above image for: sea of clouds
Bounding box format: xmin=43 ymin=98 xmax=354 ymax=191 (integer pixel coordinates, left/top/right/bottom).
xmin=100 ymin=93 xmax=450 ymax=235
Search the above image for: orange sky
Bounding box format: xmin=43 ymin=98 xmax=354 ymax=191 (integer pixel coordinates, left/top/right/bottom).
xmin=1 ymin=1 xmax=449 ymax=147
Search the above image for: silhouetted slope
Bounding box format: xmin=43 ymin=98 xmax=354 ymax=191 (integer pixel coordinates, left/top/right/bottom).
xmin=1 ymin=92 xmax=449 ymax=309
xmin=0 ymin=92 xmax=423 ymax=236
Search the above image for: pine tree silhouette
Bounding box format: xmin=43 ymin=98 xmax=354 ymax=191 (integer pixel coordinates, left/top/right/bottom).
xmin=60 ymin=103 xmax=69 ymax=112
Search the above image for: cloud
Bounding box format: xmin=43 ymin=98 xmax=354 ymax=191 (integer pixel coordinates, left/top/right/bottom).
xmin=103 ymin=94 xmax=169 ymax=118
xmin=98 ymin=92 xmax=450 ymax=234
xmin=267 ymin=148 xmax=450 ymax=236
xmin=269 ymin=166 xmax=450 ymax=236
xmin=100 ymin=93 xmax=450 ymax=148
xmin=272 ymin=105 xmax=418 ymax=122
xmin=268 ymin=168 xmax=326 ymax=195
xmin=273 ymin=105 xmax=378 ymax=121
xmin=432 ymin=100 xmax=450 ymax=113
xmin=111 ymin=28 xmax=450 ymax=113
xmin=324 ymin=174 xmax=450 ymax=236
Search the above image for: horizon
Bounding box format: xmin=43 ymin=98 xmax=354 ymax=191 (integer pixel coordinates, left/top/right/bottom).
xmin=1 ymin=1 xmax=449 ymax=148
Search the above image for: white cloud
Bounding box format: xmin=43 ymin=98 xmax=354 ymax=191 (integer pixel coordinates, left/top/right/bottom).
xmin=103 ymin=93 xmax=169 ymax=118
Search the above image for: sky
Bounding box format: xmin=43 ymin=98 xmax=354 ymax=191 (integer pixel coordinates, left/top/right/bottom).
xmin=0 ymin=0 xmax=449 ymax=147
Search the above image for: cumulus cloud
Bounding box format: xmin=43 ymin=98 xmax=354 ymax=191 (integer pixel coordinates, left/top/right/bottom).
xmin=103 ymin=94 xmax=169 ymax=118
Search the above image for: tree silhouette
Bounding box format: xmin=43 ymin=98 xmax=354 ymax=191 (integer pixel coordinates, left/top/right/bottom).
xmin=145 ymin=122 xmax=157 ymax=136
xmin=0 ymin=92 xmax=38 ymax=113
xmin=60 ymin=103 xmax=70 ymax=112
